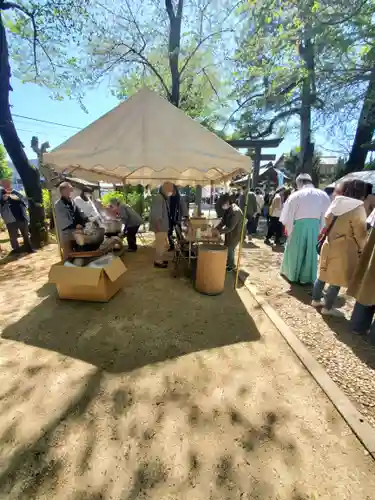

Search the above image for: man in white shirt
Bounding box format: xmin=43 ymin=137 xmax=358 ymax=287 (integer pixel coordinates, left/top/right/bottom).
xmin=254 ymin=188 xmax=264 ymax=232
xmin=279 ymin=173 xmax=330 ymax=284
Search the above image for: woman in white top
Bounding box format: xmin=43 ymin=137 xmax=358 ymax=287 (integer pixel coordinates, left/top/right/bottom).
xmin=74 ymin=187 xmax=102 ymax=223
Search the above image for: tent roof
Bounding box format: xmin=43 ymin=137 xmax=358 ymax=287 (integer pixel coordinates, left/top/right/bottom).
xmin=44 ymin=88 xmax=251 ymax=186
xmin=326 ymin=170 xmax=375 ymax=193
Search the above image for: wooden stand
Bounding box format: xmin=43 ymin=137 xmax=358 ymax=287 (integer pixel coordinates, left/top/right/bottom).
xmin=195 ymin=244 xmax=228 ymax=295
xmin=66 ymin=239 xmax=117 ymax=259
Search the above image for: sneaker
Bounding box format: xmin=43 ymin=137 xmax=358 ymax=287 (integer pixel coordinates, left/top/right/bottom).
xmin=154 ymin=261 xmax=168 ymax=269
xmin=321 ymin=308 xmax=345 ymax=318
xmin=311 ymin=300 xmax=323 ymax=308
xmin=264 ymin=239 xmax=272 ymax=246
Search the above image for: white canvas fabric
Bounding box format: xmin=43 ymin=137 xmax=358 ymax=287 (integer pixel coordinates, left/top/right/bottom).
xmin=44 ymin=88 xmax=251 ymax=186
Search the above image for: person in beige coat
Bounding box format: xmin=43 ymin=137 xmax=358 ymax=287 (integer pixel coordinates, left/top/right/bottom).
xmin=347 ymin=210 xmax=375 ymax=338
xmin=149 ymin=181 xmax=174 ymax=268
xmin=311 ymin=179 xmax=368 ymax=317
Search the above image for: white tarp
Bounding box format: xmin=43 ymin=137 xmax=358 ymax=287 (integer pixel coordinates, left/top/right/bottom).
xmin=44 ymin=88 xmax=251 ymax=186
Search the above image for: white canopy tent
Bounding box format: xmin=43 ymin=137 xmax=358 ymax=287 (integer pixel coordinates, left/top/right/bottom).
xmin=44 ymin=88 xmax=252 ymax=186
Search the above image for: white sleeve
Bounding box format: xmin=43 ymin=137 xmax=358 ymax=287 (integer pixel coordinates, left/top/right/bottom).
xmin=321 ymin=193 xmax=331 ymax=229
xmin=279 ymin=197 xmax=295 ymax=236
xmin=74 ymin=197 xmax=86 ymax=214
xmin=367 ymin=208 xmax=375 ymax=227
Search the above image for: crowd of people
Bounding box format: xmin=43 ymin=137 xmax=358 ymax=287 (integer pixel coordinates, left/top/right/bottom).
xmin=216 ymin=173 xmax=375 ymax=338
xmin=1 ymin=175 xmax=374 ymax=336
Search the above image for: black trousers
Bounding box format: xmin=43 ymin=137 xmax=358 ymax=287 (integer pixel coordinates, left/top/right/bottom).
xmin=266 ymin=216 xmax=283 ymax=243
xmin=168 ymin=221 xmax=181 ymax=249
xmin=168 ymin=223 xmax=175 ymax=249
xmin=126 ymin=225 xmax=139 ymax=250
xmin=7 ymin=220 xmax=32 ymax=251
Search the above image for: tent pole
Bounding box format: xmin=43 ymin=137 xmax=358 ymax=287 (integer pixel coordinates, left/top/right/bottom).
xmin=50 ymin=190 xmax=62 ymax=260
xmin=234 ymin=172 xmax=252 ymax=289
xmin=209 ymin=180 xmax=214 ymax=219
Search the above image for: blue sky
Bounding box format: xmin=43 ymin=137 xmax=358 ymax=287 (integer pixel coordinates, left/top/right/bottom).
xmin=8 ymin=77 xmax=339 ymax=163
xmin=9 ymin=79 xmax=118 ymax=159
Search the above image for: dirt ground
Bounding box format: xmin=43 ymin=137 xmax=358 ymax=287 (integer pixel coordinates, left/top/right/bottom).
xmin=240 ymin=219 xmax=375 ymax=431
xmin=0 ymin=242 xmax=375 ymax=499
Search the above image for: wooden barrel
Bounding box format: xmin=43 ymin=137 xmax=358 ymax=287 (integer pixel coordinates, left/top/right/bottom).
xmin=195 ymin=244 xmax=228 ymax=295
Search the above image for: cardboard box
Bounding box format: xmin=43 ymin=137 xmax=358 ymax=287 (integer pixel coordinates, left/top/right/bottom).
xmin=49 ymin=256 xmax=127 ymax=302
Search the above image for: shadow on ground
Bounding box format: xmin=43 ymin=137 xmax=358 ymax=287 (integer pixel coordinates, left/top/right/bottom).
xmin=1 ymin=245 xmax=374 ymax=499
xmin=2 ymin=248 xmax=260 ymax=373
xmin=286 ymin=284 xmax=375 ymax=370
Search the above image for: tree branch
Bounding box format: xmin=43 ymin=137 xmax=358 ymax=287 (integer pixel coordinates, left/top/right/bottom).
xmin=113 ymin=43 xmax=171 ymax=99
xmin=165 ymin=0 xmax=175 ymax=21
xmin=2 ymin=1 xmax=39 ymax=76
xmin=124 ymin=0 xmax=146 ymax=51
xmin=176 ymin=0 xmax=183 ymax=18
xmin=318 ymin=0 xmax=369 ymax=26
xmin=249 ymin=108 xmax=301 ymax=139
xmin=202 ymin=67 xmax=219 ymax=99
xmin=180 ymin=29 xmax=232 ymax=75
xmin=221 ymin=93 xmax=265 ymax=131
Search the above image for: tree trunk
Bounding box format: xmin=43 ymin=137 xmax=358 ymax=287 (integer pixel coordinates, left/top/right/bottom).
xmin=299 ymin=34 xmax=315 ymax=176
xmin=251 ymin=147 xmax=261 ymax=188
xmin=166 ymin=0 xmax=183 ymax=107
xmin=0 ymin=11 xmax=47 ymax=248
xmin=346 ymin=69 xmax=375 ymax=173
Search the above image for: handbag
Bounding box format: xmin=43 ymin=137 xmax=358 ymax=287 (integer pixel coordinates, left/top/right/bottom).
xmin=316 ymin=215 xmax=338 ymax=255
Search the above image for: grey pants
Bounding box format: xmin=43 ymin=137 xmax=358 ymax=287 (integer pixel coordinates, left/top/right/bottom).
xmin=7 ymin=221 xmax=32 ymax=251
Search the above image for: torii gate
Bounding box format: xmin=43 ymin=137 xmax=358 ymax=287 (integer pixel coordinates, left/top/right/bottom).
xmin=226 ymin=137 xmax=284 ymax=188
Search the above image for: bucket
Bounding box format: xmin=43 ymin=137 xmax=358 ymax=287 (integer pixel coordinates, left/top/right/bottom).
xmin=195 ymin=244 xmax=228 ymax=295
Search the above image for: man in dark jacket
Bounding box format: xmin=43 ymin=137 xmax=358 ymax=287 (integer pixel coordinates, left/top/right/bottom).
xmin=215 ymin=194 xmax=243 ymax=271
xmin=168 ymin=185 xmax=188 ymax=250
xmin=238 ymin=186 xmax=258 ymax=241
xmin=54 ymin=182 xmax=88 ymax=259
xmin=0 ymin=187 xmax=33 ymax=253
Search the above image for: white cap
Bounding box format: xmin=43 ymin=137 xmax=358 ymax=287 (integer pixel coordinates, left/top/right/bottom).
xmin=296 ymin=173 xmax=312 ymax=182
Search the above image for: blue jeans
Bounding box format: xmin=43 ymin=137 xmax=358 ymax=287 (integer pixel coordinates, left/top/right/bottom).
xmin=350 ymin=302 xmax=375 ymax=334
xmin=312 ymin=279 xmax=340 ymax=310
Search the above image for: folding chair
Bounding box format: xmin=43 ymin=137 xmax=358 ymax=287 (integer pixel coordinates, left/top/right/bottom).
xmin=137 ymin=222 xmax=152 ymax=247
xmin=172 ymin=225 xmax=196 ymax=278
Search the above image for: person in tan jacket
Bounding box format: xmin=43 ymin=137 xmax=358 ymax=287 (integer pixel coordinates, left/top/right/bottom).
xmin=347 ymin=210 xmax=375 ymax=338
xmin=311 ymin=179 xmax=368 ymax=317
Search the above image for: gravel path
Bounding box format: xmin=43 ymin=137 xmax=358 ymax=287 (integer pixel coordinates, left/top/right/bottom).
xmin=240 ymin=222 xmax=375 ymax=430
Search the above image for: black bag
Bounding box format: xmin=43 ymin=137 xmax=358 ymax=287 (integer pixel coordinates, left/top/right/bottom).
xmin=316 ymin=215 xmax=338 ymax=255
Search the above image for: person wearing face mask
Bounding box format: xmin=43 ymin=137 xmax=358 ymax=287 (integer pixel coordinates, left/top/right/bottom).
xmin=311 ymin=179 xmax=368 ymax=317
xmin=214 ymin=194 xmax=243 ymax=272
xmin=0 ymin=187 xmax=33 ymax=254
xmin=54 ymin=182 xmax=88 ymax=260
xmin=108 ymin=197 xmax=143 ymax=252
xmin=149 ymin=181 xmax=174 ymax=268
xmin=74 ymin=186 xmax=102 ymax=224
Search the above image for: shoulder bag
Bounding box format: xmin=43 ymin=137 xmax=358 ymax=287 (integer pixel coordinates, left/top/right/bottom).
xmin=316 ymin=215 xmax=338 ymax=255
